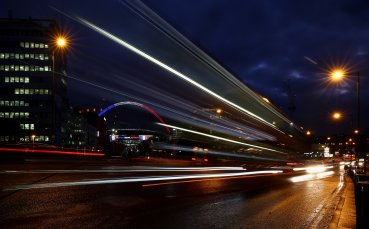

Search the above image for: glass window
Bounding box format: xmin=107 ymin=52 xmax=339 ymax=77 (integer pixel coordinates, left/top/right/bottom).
xmin=5 ymin=53 xmax=9 ymax=58
xmin=9 ymin=112 xmax=14 ymax=118
xmin=20 ymin=124 xmax=24 ymax=129
xmin=0 ymin=53 xmax=4 ymax=59
xmin=30 ymin=124 xmax=34 ymax=130
xmin=40 ymin=43 xmax=44 ymax=48
xmin=29 ymin=89 xmax=34 ymax=94
xmin=5 ymin=112 xmax=9 ymax=118
xmin=20 ymin=54 xmax=24 ymax=59
xmin=15 ymin=54 xmax=19 ymax=59
xmin=25 ymin=53 xmax=29 ymax=58
xmin=35 ymin=43 xmax=39 ymax=48
xmin=25 ymin=42 xmax=29 ymax=48
xmin=45 ymin=44 xmax=49 ymax=48
xmin=30 ymin=43 xmax=34 ymax=48
xmin=5 ymin=77 xmax=9 ymax=83
xmin=0 ymin=112 xmax=3 ymax=118
xmin=20 ymin=101 xmax=24 ymax=106
xmin=20 ymin=42 xmax=24 ymax=47
xmin=24 ymin=89 xmax=29 ymax=95
xmin=25 ymin=124 xmax=29 ymax=130
xmin=20 ymin=65 xmax=24 ymax=71
xmin=25 ymin=77 xmax=29 ymax=83
xmin=5 ymin=101 xmax=9 ymax=106
xmin=30 ymin=54 xmax=34 ymax=59
xmin=0 ymin=101 xmax=3 ymax=106
xmin=5 ymin=65 xmax=9 ymax=71
xmin=15 ymin=88 xmax=19 ymax=94
xmin=14 ymin=112 xmax=19 ymax=118
xmin=25 ymin=65 xmax=29 ymax=71
xmin=15 ymin=76 xmax=19 ymax=83
xmin=19 ymin=77 xmax=24 ymax=83
xmin=15 ymin=65 xmax=19 ymax=71
xmin=25 ymin=112 xmax=29 ymax=118
xmin=15 ymin=101 xmax=19 ymax=106
xmin=20 ymin=88 xmax=24 ymax=94
xmin=45 ymin=55 xmax=49 ymax=60
xmin=9 ymin=101 xmax=14 ymax=106
xmin=35 ymin=89 xmax=39 ymax=94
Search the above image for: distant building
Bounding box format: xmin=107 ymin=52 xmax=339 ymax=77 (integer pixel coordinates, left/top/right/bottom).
xmin=0 ymin=17 xmax=68 ymax=145
xmin=63 ymin=107 xmax=106 ymax=149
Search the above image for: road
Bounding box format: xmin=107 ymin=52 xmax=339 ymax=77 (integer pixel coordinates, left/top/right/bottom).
xmin=0 ymin=158 xmax=346 ymax=228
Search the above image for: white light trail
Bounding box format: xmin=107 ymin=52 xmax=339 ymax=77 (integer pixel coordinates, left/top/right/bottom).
xmin=157 ymin=123 xmax=286 ymax=154
xmin=3 ymin=170 xmax=283 ymax=191
xmin=76 ymin=17 xmax=283 ymax=133
xmin=1 ymin=166 xmax=245 ymax=174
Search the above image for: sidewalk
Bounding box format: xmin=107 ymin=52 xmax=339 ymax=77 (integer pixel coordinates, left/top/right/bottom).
xmin=329 ymin=175 xmax=356 ymax=229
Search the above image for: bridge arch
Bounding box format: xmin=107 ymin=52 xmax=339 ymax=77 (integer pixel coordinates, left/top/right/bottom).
xmin=98 ymin=101 xmax=170 ymax=134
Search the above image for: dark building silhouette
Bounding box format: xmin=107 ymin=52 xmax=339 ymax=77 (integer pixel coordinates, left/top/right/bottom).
xmin=0 ymin=17 xmax=68 ymax=145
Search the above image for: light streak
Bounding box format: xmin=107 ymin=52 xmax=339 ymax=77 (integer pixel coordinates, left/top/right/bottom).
xmin=1 ymin=166 xmax=246 ymax=174
xmin=157 ymin=123 xmax=286 ymax=154
xmin=0 ymin=147 xmax=104 ymax=157
xmin=76 ymin=17 xmax=283 ymax=133
xmin=293 ymin=165 xmax=333 ymax=173
xmin=289 ymin=171 xmax=335 ymax=183
xmin=4 ymin=170 xmax=283 ymax=191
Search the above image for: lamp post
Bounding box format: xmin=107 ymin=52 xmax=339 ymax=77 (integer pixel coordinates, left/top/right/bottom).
xmin=51 ymin=36 xmax=67 ymax=145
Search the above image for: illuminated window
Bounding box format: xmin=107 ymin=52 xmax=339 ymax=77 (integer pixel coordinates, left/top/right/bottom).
xmin=4 ymin=77 xmax=9 ymax=83
xmin=15 ymin=88 xmax=19 ymax=94
xmin=30 ymin=43 xmax=34 ymax=48
xmin=25 ymin=42 xmax=29 ymax=48
xmin=24 ymin=89 xmax=29 ymax=95
xmin=25 ymin=53 xmax=29 ymax=58
xmin=25 ymin=77 xmax=29 ymax=83
xmin=35 ymin=43 xmax=39 ymax=48
xmin=0 ymin=53 xmax=4 ymax=58
xmin=20 ymin=124 xmax=24 ymax=129
xmin=20 ymin=42 xmax=24 ymax=47
xmin=40 ymin=43 xmax=44 ymax=48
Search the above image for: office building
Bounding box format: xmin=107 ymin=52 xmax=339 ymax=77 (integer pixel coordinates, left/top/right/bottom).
xmin=0 ymin=17 xmax=68 ymax=145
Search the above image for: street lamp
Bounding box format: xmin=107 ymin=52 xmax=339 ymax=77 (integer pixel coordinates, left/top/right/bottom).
xmin=332 ymin=112 xmax=342 ymax=120
xmin=52 ymin=36 xmax=68 ymax=145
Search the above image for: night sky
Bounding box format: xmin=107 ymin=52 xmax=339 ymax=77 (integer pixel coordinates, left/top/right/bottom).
xmin=2 ymin=0 xmax=369 ymax=136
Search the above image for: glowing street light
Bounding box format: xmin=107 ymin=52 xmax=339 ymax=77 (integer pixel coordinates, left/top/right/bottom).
xmin=306 ymin=130 xmax=311 ymax=136
xmin=56 ymin=37 xmax=67 ymax=47
xmin=216 ymin=108 xmax=222 ymax=114
xmin=329 ymin=69 xmax=345 ymax=82
xmin=332 ymin=112 xmax=342 ymax=120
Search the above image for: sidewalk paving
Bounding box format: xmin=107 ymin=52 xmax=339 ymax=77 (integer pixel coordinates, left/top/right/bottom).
xmin=329 ymin=175 xmax=356 ymax=229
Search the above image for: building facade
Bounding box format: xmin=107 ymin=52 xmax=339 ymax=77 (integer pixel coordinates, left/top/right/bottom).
xmin=0 ymin=17 xmax=68 ymax=145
